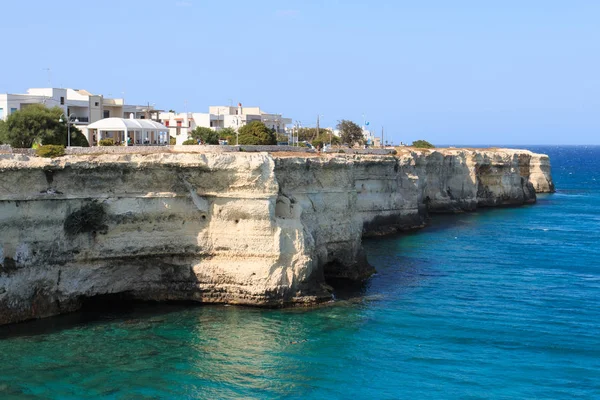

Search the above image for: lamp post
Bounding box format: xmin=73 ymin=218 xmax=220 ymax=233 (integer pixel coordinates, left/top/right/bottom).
xmin=59 ymin=113 xmax=79 ymax=147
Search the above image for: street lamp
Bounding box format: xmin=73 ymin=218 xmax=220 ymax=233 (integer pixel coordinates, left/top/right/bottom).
xmin=59 ymin=113 xmax=79 ymax=147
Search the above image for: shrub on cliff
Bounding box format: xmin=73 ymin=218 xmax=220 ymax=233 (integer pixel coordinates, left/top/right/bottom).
xmin=169 ymin=136 xmax=176 ymax=145
xmin=36 ymin=145 xmax=65 ymax=158
xmin=412 ymin=140 xmax=435 ymax=149
xmin=99 ymin=138 xmax=115 ymax=146
xmin=237 ymin=121 xmax=276 ymax=145
xmin=182 ymin=139 xmax=197 ymax=145
xmin=64 ymin=201 xmax=107 ymax=236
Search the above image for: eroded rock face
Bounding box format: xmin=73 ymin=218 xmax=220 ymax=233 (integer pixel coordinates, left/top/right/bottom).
xmin=0 ymin=149 xmax=554 ymax=324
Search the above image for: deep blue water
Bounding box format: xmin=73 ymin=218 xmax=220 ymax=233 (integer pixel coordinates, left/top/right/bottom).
xmin=1 ymin=146 xmax=599 ymax=399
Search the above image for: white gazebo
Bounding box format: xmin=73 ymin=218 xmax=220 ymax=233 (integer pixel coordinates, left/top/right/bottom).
xmin=87 ymin=117 xmax=169 ymax=146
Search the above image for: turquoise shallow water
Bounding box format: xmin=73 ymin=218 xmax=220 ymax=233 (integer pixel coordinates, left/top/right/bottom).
xmin=1 ymin=146 xmax=599 ymax=399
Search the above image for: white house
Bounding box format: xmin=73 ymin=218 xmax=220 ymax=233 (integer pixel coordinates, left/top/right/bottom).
xmin=0 ymin=88 xmax=159 ymax=143
xmin=159 ymin=103 xmax=292 ymax=145
xmin=87 ymin=118 xmax=169 ymax=146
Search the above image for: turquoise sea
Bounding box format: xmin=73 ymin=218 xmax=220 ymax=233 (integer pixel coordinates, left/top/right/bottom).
xmin=0 ymin=146 xmax=599 ymax=399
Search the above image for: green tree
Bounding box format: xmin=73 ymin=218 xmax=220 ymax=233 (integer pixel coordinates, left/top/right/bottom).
xmin=411 ymin=140 xmax=435 ymax=149
xmin=190 ymin=126 xmax=219 ymax=144
xmin=0 ymin=104 xmax=89 ymax=148
xmin=219 ymin=127 xmax=237 ymax=145
xmin=310 ymin=129 xmax=340 ymax=148
xmin=337 ymin=120 xmax=363 ymax=147
xmin=237 ymin=121 xmax=276 ymax=145
xmin=296 ymin=127 xmax=331 ymax=142
xmin=0 ymin=120 xmax=6 ymax=144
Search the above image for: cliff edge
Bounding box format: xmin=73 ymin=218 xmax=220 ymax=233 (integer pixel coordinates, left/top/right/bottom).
xmin=0 ymin=148 xmax=554 ymax=324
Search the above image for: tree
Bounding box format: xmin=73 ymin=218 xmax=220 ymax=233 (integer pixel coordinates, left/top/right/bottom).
xmin=310 ymin=129 xmax=340 ymax=148
xmin=0 ymin=104 xmax=89 ymax=148
xmin=0 ymin=120 xmax=6 ymax=144
xmin=219 ymin=127 xmax=237 ymax=145
xmin=411 ymin=140 xmax=435 ymax=149
xmin=190 ymin=126 xmax=219 ymax=144
xmin=337 ymin=120 xmax=363 ymax=147
xmin=296 ymin=127 xmax=331 ymax=142
xmin=237 ymin=121 xmax=276 ymax=145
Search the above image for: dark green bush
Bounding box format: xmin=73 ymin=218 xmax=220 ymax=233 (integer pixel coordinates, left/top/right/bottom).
xmin=411 ymin=140 xmax=435 ymax=149
xmin=182 ymin=139 xmax=196 ymax=145
xmin=64 ymin=202 xmax=107 ymax=236
xmin=169 ymin=136 xmax=176 ymax=145
xmin=36 ymin=145 xmax=65 ymax=158
xmin=99 ymin=138 xmax=115 ymax=146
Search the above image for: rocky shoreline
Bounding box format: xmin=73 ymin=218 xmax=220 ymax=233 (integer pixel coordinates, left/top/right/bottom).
xmin=0 ymin=148 xmax=554 ymax=325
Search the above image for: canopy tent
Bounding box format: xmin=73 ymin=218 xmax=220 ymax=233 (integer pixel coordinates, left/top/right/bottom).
xmin=87 ymin=118 xmax=169 ymax=146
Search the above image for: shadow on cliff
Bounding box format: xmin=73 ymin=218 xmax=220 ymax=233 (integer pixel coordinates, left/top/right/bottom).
xmin=0 ymin=296 xmax=206 ymax=339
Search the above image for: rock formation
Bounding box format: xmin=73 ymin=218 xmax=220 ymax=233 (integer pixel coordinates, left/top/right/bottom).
xmin=0 ymin=148 xmax=554 ymax=324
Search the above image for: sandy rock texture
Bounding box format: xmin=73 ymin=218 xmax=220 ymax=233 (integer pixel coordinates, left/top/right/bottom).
xmin=0 ymin=148 xmax=553 ymax=324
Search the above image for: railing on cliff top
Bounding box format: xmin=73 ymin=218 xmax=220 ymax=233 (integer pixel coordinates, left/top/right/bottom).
xmin=0 ymin=145 xmax=397 ymax=157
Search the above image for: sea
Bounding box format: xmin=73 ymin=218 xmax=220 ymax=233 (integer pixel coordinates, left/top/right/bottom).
xmin=0 ymin=145 xmax=598 ymax=399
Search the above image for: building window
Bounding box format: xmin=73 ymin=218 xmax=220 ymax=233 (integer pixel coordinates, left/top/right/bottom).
xmin=103 ymin=110 xmax=110 ymax=118
xmin=0 ymin=108 xmax=3 ymax=119
xmin=165 ymin=121 xmax=170 ymax=127
xmin=176 ymin=121 xmax=182 ymax=127
xmin=10 ymin=108 xmax=17 ymax=114
xmin=60 ymin=97 xmax=65 ymax=105
xmin=94 ymin=102 xmax=99 ymax=106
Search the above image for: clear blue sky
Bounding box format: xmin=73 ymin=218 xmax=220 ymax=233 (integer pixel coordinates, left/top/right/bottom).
xmin=1 ymin=0 xmax=599 ymax=145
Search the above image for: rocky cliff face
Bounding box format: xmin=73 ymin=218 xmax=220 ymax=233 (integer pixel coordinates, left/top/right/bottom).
xmin=0 ymin=149 xmax=554 ymax=324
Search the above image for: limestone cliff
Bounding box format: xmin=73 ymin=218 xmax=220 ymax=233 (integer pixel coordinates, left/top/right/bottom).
xmin=0 ymin=149 xmax=554 ymax=324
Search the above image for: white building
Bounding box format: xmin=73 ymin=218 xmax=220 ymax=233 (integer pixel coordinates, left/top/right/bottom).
xmin=159 ymin=103 xmax=292 ymax=145
xmin=87 ymin=118 xmax=169 ymax=146
xmin=0 ymin=88 xmax=158 ymax=144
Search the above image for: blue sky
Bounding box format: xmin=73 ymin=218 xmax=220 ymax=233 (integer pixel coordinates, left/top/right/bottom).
xmin=1 ymin=0 xmax=599 ymax=144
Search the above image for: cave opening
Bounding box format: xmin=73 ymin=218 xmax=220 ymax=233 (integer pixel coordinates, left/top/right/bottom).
xmin=322 ymin=261 xmax=370 ymax=301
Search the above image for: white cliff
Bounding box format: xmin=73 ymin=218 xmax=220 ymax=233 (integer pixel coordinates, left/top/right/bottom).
xmin=0 ymin=148 xmax=554 ymax=324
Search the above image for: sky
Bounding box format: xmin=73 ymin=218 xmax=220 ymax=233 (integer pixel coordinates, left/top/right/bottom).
xmin=1 ymin=0 xmax=599 ymax=145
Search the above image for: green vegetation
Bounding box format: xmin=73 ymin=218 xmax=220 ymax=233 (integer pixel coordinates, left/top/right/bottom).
xmin=63 ymin=202 xmax=107 ymax=237
xmin=237 ymin=121 xmax=276 ymax=145
xmin=182 ymin=139 xmax=197 ymax=145
xmin=169 ymin=136 xmax=176 ymax=145
xmin=99 ymin=138 xmax=115 ymax=146
xmin=411 ymin=140 xmax=435 ymax=149
xmin=310 ymin=130 xmax=340 ymax=149
xmin=276 ymin=133 xmax=289 ymax=144
xmin=0 ymin=120 xmax=6 ymax=144
xmin=190 ymin=126 xmax=219 ymax=145
xmin=36 ymin=145 xmax=65 ymax=158
xmin=0 ymin=104 xmax=89 ymax=148
xmin=218 ymin=127 xmax=236 ymax=145
xmin=337 ymin=120 xmax=363 ymax=147
xmin=295 ymin=127 xmax=331 ymax=142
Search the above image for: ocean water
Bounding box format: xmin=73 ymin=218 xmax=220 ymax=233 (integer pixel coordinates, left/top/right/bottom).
xmin=0 ymin=146 xmax=599 ymax=399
